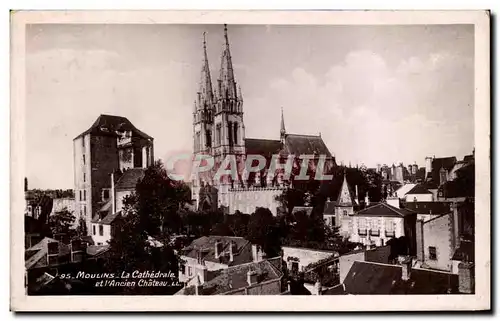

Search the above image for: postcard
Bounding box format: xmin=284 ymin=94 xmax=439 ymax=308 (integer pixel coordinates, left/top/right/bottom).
xmin=10 ymin=10 xmax=490 ymax=311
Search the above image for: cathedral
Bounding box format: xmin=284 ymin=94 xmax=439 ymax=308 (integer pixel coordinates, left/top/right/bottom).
xmin=192 ymin=25 xmax=336 ymax=216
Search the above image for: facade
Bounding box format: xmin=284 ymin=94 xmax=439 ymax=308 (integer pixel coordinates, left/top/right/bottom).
xmin=282 ymin=246 xmax=337 ymax=275
xmin=405 ymin=184 xmax=434 ymax=202
xmin=73 ymin=115 xmax=154 ymax=235
xmin=178 ymin=236 xmax=255 ymax=285
xmin=191 ymin=25 xmax=335 ymax=215
xmin=348 ymin=202 xmax=417 ymax=252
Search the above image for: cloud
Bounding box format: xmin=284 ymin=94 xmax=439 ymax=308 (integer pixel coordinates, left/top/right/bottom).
xmin=258 ymin=49 xmax=473 ymax=166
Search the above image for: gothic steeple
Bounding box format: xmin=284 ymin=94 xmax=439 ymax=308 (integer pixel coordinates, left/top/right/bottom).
xmin=280 ymin=107 xmax=286 ymax=145
xmin=216 ymin=24 xmax=241 ymax=112
xmin=195 ymin=32 xmax=214 ymax=113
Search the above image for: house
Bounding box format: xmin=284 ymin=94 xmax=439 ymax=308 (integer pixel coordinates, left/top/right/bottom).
xmin=338 ymin=245 xmax=391 ymax=283
xmin=405 ymin=184 xmax=434 ymax=202
xmin=175 ymin=258 xmax=285 ymax=295
xmin=178 ymin=236 xmax=256 ymax=285
xmin=74 ymin=114 xmax=154 ymax=235
xmin=394 ymin=183 xmax=416 ymax=200
xmin=340 ymin=257 xmax=471 ymax=294
xmin=90 ymin=212 xmax=121 ymax=246
xmin=348 ymin=202 xmax=417 ymax=253
xmin=404 ymin=201 xmax=453 ymax=222
xmin=322 ymin=173 xmax=360 ymax=234
xmin=415 ymin=200 xmax=474 ymax=273
xmin=282 ymin=246 xmax=337 ymax=276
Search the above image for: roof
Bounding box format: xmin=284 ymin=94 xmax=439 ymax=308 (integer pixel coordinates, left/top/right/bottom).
xmin=403 ymin=201 xmax=452 ymax=215
xmin=244 ymin=138 xmax=281 ymax=159
xmin=291 ymin=206 xmax=313 ymax=216
xmin=430 ymin=157 xmax=457 ymax=184
xmin=343 ymin=261 xmax=459 ymax=294
xmin=283 ymin=134 xmax=332 ymax=158
xmin=323 ymin=201 xmax=337 ymax=215
xmin=394 ymin=184 xmax=416 ymax=198
xmin=75 ymin=114 xmax=152 ymax=140
xmin=25 ymin=237 xmax=71 ymax=270
xmin=115 ymin=168 xmax=146 ymax=191
xmin=181 ymin=236 xmax=253 ymax=267
xmin=86 ymin=244 xmax=110 ymax=256
xmin=355 ymin=202 xmax=416 ymax=218
xmin=463 ymin=154 xmax=474 ymax=163
xmin=406 ymin=184 xmax=432 ymax=195
xmin=177 ymin=259 xmax=282 ymax=295
xmin=91 ymin=212 xmax=121 ymax=225
xmin=452 ymin=240 xmax=474 ymax=262
xmin=344 ymin=261 xmax=402 ymax=294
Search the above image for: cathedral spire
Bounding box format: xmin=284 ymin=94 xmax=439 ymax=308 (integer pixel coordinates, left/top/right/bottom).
xmin=218 ymin=24 xmax=237 ymax=102
xmin=280 ymin=107 xmax=286 ymax=144
xmin=195 ymin=32 xmax=213 ymax=111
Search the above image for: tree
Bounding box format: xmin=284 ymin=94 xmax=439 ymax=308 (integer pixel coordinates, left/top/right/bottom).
xmin=247 ymin=207 xmax=282 ymax=258
xmin=48 ymin=208 xmax=76 ymax=238
xmin=75 ymin=216 xmax=88 ymax=237
xmin=274 ymin=188 xmax=306 ymax=216
xmin=104 ymin=161 xmax=190 ymax=294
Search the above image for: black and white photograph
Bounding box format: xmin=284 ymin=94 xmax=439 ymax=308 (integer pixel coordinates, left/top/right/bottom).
xmin=10 ymin=10 xmax=490 ymax=311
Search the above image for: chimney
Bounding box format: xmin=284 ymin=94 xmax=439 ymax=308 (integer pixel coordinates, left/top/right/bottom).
xmin=110 ymin=172 xmax=116 ymax=214
xmin=252 ymin=244 xmax=263 ymax=262
xmin=247 ymin=270 xmax=258 ymax=286
xmin=458 ymin=262 xmax=474 ymax=294
xmin=214 ymin=240 xmax=223 ymax=258
xmin=229 ymin=241 xmax=237 ymax=262
xmin=194 ymin=275 xmax=202 ymax=296
xmin=313 ymin=280 xmax=322 ymax=295
xmin=355 ymin=185 xmax=359 ymax=204
xmin=398 ymin=255 xmax=412 ymax=281
xmin=415 ymin=220 xmax=424 ymax=262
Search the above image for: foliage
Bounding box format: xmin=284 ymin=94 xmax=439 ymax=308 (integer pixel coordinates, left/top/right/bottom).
xmin=48 ymin=208 xmax=76 ymax=238
xmin=247 ymin=207 xmax=282 ymax=258
xmin=104 ymin=161 xmax=190 ymax=294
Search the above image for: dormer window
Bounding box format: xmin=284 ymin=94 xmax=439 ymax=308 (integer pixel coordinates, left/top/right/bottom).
xmin=102 ymin=189 xmax=110 ymax=202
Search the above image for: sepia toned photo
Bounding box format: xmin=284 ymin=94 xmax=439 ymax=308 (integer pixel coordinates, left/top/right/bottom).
xmin=10 ymin=10 xmax=490 ymax=311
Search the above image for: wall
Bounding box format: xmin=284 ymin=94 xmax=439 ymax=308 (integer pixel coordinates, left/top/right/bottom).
xmin=282 ymin=246 xmax=336 ymax=272
xmin=228 ymin=187 xmax=285 ymax=216
xmin=91 ymin=223 xmax=112 ymax=245
xmin=73 ymin=134 xmax=92 ymax=234
xmin=338 ymin=251 xmax=364 ymax=283
xmin=179 ymin=256 xmax=228 ymax=284
xmin=421 ymin=214 xmax=453 ymax=271
xmin=405 ymin=193 xmax=434 ymax=202
xmin=90 ymin=134 xmax=119 ymax=228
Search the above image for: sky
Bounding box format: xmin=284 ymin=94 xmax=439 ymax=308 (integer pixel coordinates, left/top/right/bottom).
xmin=25 ymin=24 xmax=475 ymax=189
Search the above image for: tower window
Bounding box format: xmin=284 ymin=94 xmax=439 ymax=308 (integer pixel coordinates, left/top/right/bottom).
xmin=83 ymin=172 xmax=86 ymax=182
xmin=228 ymin=122 xmax=233 ymax=147
xmin=206 ymin=130 xmax=212 ymax=148
xmin=83 ymin=154 xmax=86 ymax=165
xmin=233 ymin=124 xmax=238 ymax=145
xmin=216 ymin=125 xmax=221 ymax=145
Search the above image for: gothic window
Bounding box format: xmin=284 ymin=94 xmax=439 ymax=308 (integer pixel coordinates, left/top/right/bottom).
xmin=206 ymin=130 xmax=212 ymax=148
xmin=216 ymin=125 xmax=221 ymax=145
xmin=228 ymin=122 xmax=233 ymax=147
xmin=233 ymin=123 xmax=238 ymax=145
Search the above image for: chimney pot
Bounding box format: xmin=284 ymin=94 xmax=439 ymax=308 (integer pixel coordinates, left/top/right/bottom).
xmin=247 ymin=270 xmax=258 ymax=286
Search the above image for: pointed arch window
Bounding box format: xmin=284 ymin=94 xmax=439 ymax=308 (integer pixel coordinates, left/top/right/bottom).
xmin=233 ymin=123 xmax=238 ymax=145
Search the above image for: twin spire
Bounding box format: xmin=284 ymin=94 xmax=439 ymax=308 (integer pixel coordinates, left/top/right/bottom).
xmin=195 ymin=24 xmax=241 ymax=112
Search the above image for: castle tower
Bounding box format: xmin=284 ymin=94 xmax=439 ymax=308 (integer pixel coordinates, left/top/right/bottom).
xmin=193 ymin=32 xmax=215 ymax=155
